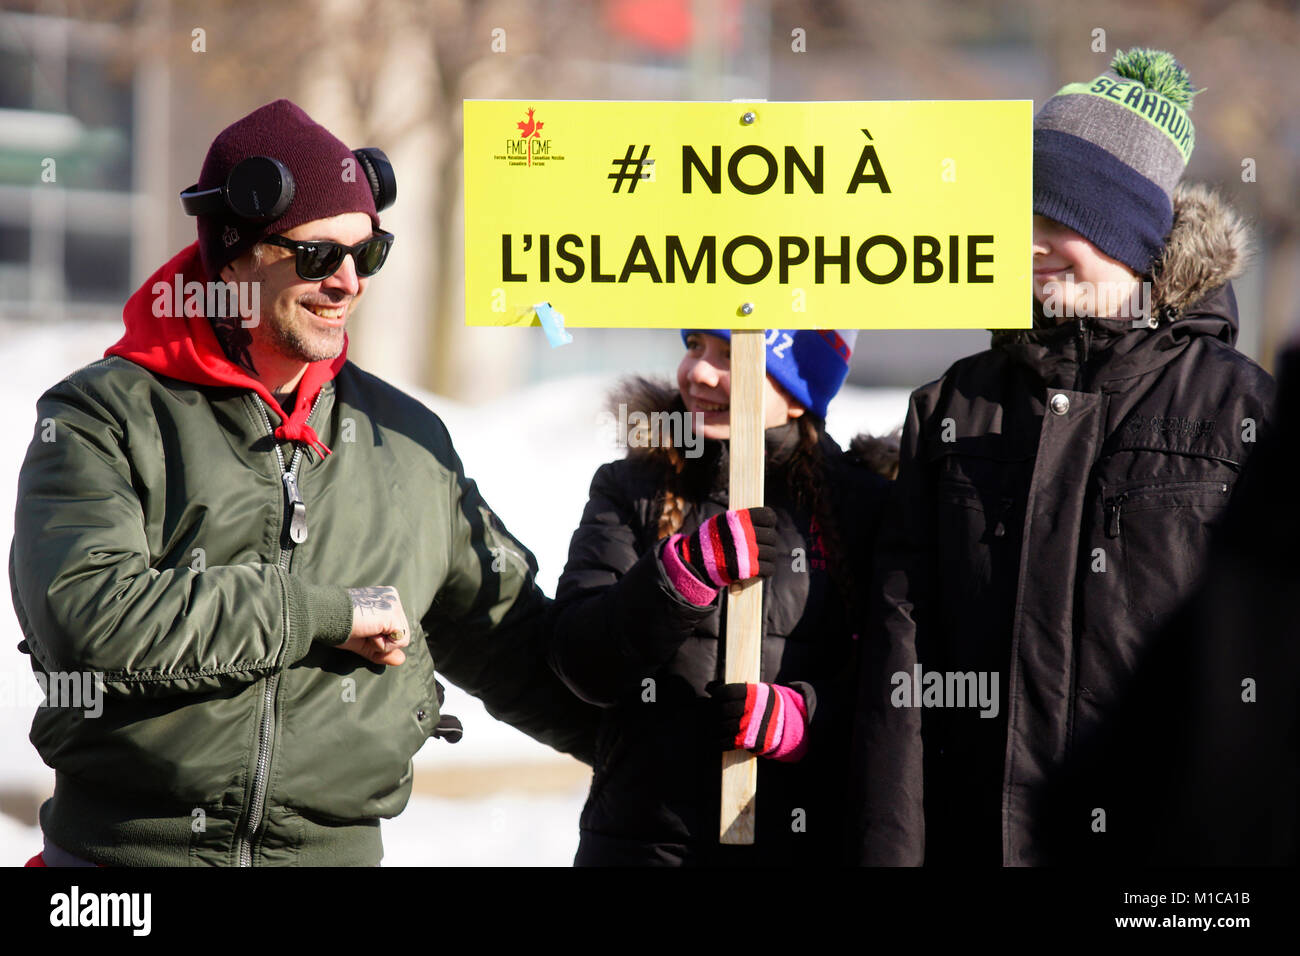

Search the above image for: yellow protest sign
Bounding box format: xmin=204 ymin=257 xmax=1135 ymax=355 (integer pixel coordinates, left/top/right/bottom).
xmin=464 ymin=100 xmax=1032 ymax=330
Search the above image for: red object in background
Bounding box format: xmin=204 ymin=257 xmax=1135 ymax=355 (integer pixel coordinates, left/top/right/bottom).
xmin=604 ymin=0 xmax=741 ymax=54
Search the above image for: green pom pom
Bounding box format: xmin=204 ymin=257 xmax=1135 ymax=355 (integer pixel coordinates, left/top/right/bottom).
xmin=1110 ymin=48 xmax=1204 ymax=110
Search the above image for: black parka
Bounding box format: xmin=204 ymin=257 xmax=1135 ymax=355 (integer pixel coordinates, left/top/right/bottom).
xmin=860 ymin=184 xmax=1278 ymax=866
xmin=1043 ymin=347 xmax=1300 ymax=866
xmin=550 ymin=379 xmax=894 ymax=866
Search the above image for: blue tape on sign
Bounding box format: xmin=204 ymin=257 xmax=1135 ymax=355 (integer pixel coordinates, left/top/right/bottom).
xmin=534 ymin=302 xmax=573 ymax=348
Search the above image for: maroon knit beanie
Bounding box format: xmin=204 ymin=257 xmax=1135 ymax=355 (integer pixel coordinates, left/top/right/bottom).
xmin=195 ymin=99 xmax=380 ymax=280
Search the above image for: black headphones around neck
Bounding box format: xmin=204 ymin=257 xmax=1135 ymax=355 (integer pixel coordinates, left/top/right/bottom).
xmin=179 ymin=147 xmax=396 ymax=221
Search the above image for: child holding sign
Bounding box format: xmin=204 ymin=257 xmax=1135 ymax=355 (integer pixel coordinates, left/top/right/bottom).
xmin=550 ymin=329 xmax=895 ymax=865
xmin=862 ymin=48 xmax=1276 ymax=865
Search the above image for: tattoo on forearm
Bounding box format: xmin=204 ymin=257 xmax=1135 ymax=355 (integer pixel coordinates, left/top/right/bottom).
xmin=209 ymin=316 xmax=257 ymax=375
xmin=348 ymin=587 xmax=397 ymax=611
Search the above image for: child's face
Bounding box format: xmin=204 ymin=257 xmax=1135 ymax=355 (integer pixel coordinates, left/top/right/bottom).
xmin=678 ymin=332 xmax=805 ymax=441
xmin=1032 ymin=215 xmax=1141 ymax=320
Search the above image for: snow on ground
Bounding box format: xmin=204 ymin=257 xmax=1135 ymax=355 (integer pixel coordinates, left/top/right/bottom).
xmin=382 ymin=788 xmax=588 ymax=866
xmin=0 ymin=318 xmax=909 ymax=864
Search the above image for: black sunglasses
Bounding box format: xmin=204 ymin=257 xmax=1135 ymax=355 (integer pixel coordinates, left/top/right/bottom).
xmin=261 ymin=229 xmax=395 ymax=281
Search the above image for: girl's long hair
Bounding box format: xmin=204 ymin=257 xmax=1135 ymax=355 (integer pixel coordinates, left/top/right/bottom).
xmin=653 ymin=413 xmax=857 ymax=627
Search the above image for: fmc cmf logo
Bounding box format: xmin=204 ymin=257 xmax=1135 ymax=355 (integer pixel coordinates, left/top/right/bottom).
xmin=495 ymin=107 xmax=565 ymax=167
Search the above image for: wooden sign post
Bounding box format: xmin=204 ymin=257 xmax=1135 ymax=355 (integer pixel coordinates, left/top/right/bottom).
xmin=719 ymin=327 xmax=766 ymax=842
xmin=463 ymin=99 xmax=1032 ymax=844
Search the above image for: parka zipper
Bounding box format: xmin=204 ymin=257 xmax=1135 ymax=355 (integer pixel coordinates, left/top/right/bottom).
xmin=235 ymin=390 xmax=324 ymax=867
xmin=1074 ymin=319 xmax=1092 ymax=390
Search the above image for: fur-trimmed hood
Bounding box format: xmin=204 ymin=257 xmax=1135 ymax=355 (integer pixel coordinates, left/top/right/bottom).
xmin=1151 ymin=182 xmax=1251 ymax=317
xmin=608 ymin=375 xmax=899 ymax=480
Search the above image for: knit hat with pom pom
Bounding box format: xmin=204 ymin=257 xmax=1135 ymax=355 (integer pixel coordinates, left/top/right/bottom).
xmin=1033 ymin=48 xmax=1202 ymax=275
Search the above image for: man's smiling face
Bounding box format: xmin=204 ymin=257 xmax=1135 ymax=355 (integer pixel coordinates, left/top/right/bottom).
xmin=226 ymin=211 xmax=375 ymax=364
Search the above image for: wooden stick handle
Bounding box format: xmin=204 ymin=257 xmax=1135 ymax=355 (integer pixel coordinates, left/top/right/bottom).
xmin=720 ymin=328 xmax=765 ymax=844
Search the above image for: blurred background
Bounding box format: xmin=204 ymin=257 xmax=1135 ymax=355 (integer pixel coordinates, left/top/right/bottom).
xmin=4 ymin=0 xmax=1299 ymax=388
xmin=1 ymin=0 xmax=1298 ymax=865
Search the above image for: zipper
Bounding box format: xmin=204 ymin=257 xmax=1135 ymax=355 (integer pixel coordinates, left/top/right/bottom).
xmin=235 ymin=390 xmax=324 ymax=867
xmin=1104 ymin=479 xmax=1230 ymax=539
xmin=992 ymin=496 xmax=1013 ymax=538
xmin=1073 ymin=319 xmax=1092 ymax=391
xmin=1105 ymin=493 xmax=1128 ymax=538
xmin=282 ymin=470 xmax=308 ymax=544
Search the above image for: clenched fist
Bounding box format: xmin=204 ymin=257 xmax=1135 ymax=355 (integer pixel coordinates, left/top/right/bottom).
xmin=342 ymin=586 xmax=410 ymax=666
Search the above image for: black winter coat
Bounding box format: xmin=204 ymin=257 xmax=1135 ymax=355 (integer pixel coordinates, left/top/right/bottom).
xmin=1041 ymin=345 xmax=1300 ymax=865
xmin=550 ymin=379 xmax=894 ymax=866
xmin=862 ymin=184 xmax=1278 ymax=866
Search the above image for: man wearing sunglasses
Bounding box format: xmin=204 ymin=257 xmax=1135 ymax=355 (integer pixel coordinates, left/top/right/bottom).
xmin=11 ymin=99 xmax=597 ymax=867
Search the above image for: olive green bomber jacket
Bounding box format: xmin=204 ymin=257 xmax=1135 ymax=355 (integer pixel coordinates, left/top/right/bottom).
xmin=9 ymin=355 xmax=597 ymax=866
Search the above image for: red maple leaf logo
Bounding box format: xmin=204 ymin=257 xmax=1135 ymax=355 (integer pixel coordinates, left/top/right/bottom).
xmin=516 ymin=108 xmax=544 ymax=138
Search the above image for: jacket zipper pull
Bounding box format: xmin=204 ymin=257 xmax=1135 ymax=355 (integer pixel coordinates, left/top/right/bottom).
xmin=993 ymin=497 xmax=1012 ymax=538
xmin=1106 ymin=494 xmax=1126 ymax=538
xmin=282 ymin=471 xmax=308 ymax=544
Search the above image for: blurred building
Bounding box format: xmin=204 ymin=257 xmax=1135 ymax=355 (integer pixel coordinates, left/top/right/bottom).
xmin=0 ymin=11 xmax=141 ymax=319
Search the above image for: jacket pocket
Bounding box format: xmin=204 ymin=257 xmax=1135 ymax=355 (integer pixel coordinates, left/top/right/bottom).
xmin=1102 ymin=478 xmax=1231 ymax=539
xmin=1097 ymin=474 xmax=1233 ymax=639
xmin=926 ymin=440 xmax=1032 ymax=540
xmin=929 ymin=451 xmax=1028 ymax=591
xmin=394 ymin=620 xmax=439 ymax=757
xmin=936 ymin=476 xmax=1018 ymax=542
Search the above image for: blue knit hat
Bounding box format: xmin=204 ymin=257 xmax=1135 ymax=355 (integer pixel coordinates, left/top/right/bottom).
xmin=1033 ymin=48 xmax=1201 ymax=276
xmin=680 ymin=329 xmax=857 ymax=419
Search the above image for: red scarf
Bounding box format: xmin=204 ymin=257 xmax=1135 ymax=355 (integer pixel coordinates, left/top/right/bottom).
xmin=106 ymin=241 xmax=344 ymax=458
